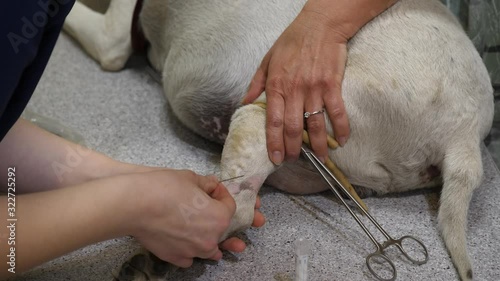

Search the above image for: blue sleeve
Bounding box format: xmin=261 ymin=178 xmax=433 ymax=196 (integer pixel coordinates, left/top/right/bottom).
xmin=0 ymin=0 xmax=76 ymax=141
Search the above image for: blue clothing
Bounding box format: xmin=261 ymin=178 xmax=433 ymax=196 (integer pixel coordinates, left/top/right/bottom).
xmin=0 ymin=0 xmax=75 ymax=141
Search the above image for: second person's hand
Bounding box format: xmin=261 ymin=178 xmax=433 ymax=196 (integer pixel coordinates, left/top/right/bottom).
xmin=127 ymin=169 xmax=264 ymax=268
xmin=243 ymin=5 xmax=351 ymax=165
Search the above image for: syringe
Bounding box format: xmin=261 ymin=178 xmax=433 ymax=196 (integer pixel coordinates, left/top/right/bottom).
xmin=294 ymin=238 xmax=312 ymax=281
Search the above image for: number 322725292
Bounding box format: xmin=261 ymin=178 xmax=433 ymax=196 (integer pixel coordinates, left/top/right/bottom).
xmin=7 ymin=167 xmax=16 ymax=213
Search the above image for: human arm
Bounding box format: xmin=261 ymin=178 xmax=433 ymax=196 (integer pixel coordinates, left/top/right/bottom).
xmin=0 ymin=169 xmax=263 ymax=277
xmin=0 ymin=119 xmax=265 ymax=276
xmin=0 ymin=173 xmax=143 ymax=275
xmin=0 ymin=118 xmax=150 ymax=193
xmin=243 ymin=0 xmax=399 ymax=164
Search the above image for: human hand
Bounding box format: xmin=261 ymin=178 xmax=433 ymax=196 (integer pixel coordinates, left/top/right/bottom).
xmin=243 ymin=6 xmax=350 ymax=164
xmin=218 ymin=195 xmax=265 ymax=252
xmin=128 ymin=170 xmax=263 ymax=268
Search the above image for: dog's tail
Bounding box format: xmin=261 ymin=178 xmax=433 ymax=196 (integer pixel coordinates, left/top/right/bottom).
xmin=438 ymin=135 xmax=482 ymax=281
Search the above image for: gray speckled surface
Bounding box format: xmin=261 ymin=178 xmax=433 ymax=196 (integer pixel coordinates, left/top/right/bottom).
xmin=10 ymin=34 xmax=500 ymax=281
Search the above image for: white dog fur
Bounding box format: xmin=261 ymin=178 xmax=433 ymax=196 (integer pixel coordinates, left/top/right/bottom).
xmin=64 ymin=0 xmax=494 ymax=280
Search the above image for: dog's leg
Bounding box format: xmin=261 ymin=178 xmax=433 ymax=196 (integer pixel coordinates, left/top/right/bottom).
xmin=264 ymin=161 xmax=329 ymax=194
xmin=219 ymin=103 xmax=277 ymax=239
xmin=438 ymin=137 xmax=482 ymax=281
xmin=111 ymin=104 xmax=273 ymax=279
xmin=78 ymin=0 xmax=111 ymax=13
xmin=63 ymin=0 xmax=135 ymax=71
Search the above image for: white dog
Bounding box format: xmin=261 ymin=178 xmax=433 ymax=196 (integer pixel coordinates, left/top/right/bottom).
xmin=64 ymin=0 xmax=494 ymax=280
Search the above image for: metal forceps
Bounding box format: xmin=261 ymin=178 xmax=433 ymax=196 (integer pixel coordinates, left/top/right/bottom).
xmin=301 ymin=145 xmax=429 ymax=281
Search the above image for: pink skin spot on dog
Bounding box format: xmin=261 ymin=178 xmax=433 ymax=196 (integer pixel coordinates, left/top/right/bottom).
xmin=200 ymin=116 xmax=228 ymax=142
xmin=419 ymin=165 xmax=441 ymax=183
xmin=221 ymin=176 xmax=266 ymax=196
xmin=224 ymin=182 xmax=241 ymax=195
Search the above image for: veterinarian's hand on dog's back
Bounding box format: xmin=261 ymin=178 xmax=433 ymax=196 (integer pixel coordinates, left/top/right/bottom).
xmin=243 ymin=0 xmax=398 ymax=164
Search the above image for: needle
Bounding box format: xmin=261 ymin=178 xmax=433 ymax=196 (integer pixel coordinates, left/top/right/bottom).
xmin=219 ymin=175 xmax=245 ymax=182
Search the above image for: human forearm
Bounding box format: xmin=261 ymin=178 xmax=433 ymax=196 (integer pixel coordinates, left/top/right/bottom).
xmin=0 ymin=119 xmax=151 ymax=193
xmin=0 ymin=175 xmax=137 ymax=276
xmin=0 ymin=168 xmax=263 ymax=277
xmin=301 ymin=0 xmax=399 ymax=39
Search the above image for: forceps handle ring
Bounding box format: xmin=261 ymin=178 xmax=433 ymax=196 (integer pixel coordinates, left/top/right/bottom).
xmin=366 ymin=252 xmax=397 ymax=281
xmin=301 ymin=145 xmax=429 ymax=281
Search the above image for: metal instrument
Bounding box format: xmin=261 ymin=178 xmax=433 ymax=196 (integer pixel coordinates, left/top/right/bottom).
xmin=301 ymin=145 xmax=429 ymax=281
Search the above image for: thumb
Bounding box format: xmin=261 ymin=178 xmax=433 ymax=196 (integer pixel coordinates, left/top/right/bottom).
xmin=242 ymin=52 xmax=271 ymax=104
xmin=196 ymin=174 xmax=220 ymax=194
xmin=210 ymin=183 xmax=236 ymax=216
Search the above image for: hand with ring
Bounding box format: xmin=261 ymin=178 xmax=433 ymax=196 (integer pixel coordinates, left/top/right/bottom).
xmin=242 ymin=3 xmax=350 ymax=164
xmin=242 ymin=0 xmax=399 ymax=165
xmin=304 ymin=109 xmax=326 ymax=119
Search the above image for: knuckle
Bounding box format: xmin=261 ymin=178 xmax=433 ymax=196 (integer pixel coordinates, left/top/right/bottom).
xmin=306 ymin=119 xmax=323 ymax=134
xmin=289 ymin=77 xmax=302 ymax=89
xmin=323 ymin=78 xmax=337 ymax=90
xmin=201 ymin=238 xmax=218 ymax=253
xmin=303 ymin=71 xmax=334 ymax=89
xmin=309 ymin=76 xmax=328 ymax=89
xmin=267 ymin=77 xmax=284 ymax=93
xmin=284 ymin=123 xmax=302 ymax=138
xmin=267 ymin=115 xmax=284 ymax=129
xmin=329 ymin=106 xmax=346 ymax=119
xmin=302 ymin=75 xmax=313 ymax=86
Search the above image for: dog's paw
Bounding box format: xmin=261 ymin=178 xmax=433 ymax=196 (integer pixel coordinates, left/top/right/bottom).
xmin=351 ymin=185 xmax=378 ymax=198
xmin=113 ymin=251 xmax=176 ymax=281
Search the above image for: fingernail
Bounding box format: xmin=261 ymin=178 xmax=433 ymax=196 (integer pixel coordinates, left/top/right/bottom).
xmin=319 ymin=157 xmax=326 ymax=163
xmin=271 ymin=151 xmax=283 ymax=165
xmin=338 ymin=137 xmax=347 ymax=147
